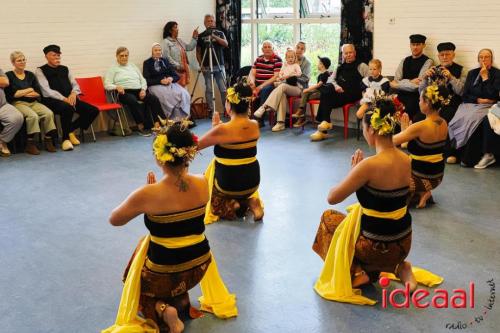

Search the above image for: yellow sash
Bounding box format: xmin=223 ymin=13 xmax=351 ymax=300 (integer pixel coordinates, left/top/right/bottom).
xmin=204 ymin=157 xmax=263 ymax=224
xmin=101 ymin=236 xmax=237 ymax=333
xmin=409 ymin=153 xmax=443 ymax=163
xmin=314 ymin=203 xmax=444 ymax=305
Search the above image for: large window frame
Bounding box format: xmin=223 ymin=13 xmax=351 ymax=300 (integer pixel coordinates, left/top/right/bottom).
xmin=242 ymin=0 xmax=340 ymax=62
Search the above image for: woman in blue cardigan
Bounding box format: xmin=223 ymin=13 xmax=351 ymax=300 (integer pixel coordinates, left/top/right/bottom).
xmin=143 ymin=43 xmax=191 ymax=120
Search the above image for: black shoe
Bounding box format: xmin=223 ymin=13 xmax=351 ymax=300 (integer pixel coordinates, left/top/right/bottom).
xmin=188 ymin=119 xmax=197 ymax=129
xmin=258 ymin=118 xmax=265 ymax=128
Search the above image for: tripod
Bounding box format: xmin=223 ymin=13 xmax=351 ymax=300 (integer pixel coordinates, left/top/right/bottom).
xmin=190 ymin=34 xmax=227 ymax=115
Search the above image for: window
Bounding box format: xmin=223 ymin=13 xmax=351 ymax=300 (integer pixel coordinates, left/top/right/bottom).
xmin=241 ymin=0 xmax=340 ymax=84
xmin=257 ymin=0 xmax=294 ymax=19
xmin=300 ymin=0 xmax=340 ymax=18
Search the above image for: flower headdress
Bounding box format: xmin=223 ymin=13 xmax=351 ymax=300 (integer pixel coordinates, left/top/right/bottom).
xmin=366 ymin=91 xmax=399 ymax=136
xmin=424 ymin=83 xmax=451 ymax=109
xmin=153 ymin=119 xmax=198 ymax=165
xmin=226 ymin=77 xmax=253 ymax=105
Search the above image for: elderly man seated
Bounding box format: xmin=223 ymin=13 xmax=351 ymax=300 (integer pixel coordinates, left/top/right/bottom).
xmin=310 ymin=44 xmax=369 ymax=141
xmin=253 ymin=41 xmax=311 ymax=132
xmin=247 ymin=41 xmax=283 ymax=125
xmin=36 ymin=44 xmax=99 ymax=151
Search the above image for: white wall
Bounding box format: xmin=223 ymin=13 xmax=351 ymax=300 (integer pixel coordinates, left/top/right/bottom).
xmin=374 ymin=0 xmax=500 ymax=76
xmin=0 ymin=0 xmax=215 ymax=100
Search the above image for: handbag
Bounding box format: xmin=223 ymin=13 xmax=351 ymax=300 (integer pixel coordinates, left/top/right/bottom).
xmin=190 ymin=97 xmax=209 ymax=119
xmin=285 ymin=76 xmax=298 ymax=86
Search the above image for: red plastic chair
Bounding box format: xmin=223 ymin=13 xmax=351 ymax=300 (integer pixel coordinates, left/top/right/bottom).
xmin=287 ymin=97 xmax=320 ymax=129
xmin=75 ymin=77 xmax=127 ymax=139
xmin=341 ymin=101 xmax=360 ymax=139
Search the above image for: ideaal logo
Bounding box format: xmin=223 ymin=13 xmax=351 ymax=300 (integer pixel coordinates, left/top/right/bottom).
xmin=379 ymin=277 xmax=474 ymax=309
xmin=378 ymin=277 xmax=495 ymax=330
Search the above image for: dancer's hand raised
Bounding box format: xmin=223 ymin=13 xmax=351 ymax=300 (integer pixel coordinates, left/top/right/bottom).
xmin=212 ymin=111 xmax=221 ymax=127
xmin=147 ymin=171 xmax=157 ymax=184
xmin=351 ymin=149 xmax=364 ymax=168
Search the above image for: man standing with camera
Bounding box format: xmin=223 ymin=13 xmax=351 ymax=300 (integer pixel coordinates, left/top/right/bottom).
xmin=197 ymin=14 xmax=228 ymax=115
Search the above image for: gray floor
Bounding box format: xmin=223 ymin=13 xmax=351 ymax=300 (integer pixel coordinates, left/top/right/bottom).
xmin=1 ymin=120 xmax=498 ymax=333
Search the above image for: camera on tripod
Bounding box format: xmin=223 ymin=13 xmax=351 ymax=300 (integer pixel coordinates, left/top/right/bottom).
xmin=202 ymin=28 xmax=218 ymax=44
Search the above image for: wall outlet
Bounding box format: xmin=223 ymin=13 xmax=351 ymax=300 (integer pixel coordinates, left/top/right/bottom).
xmin=389 ymin=17 xmax=396 ymax=25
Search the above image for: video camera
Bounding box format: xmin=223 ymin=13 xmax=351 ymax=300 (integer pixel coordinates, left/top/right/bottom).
xmin=201 ymin=28 xmax=220 ymax=44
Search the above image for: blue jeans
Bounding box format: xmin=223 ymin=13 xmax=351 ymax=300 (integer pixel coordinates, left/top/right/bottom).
xmin=203 ymin=68 xmax=227 ymax=113
xmin=255 ymin=85 xmax=274 ymax=108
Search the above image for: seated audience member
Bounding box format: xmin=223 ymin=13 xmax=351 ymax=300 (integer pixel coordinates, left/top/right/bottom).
xmin=393 ymin=83 xmax=450 ymax=208
xmin=143 ymin=43 xmax=190 ymax=120
xmin=448 ymin=48 xmax=500 ymax=168
xmin=420 ymin=42 xmax=465 ymax=123
xmin=253 ymin=47 xmax=301 ymax=132
xmin=0 ymin=68 xmax=23 ymax=157
xmin=253 ymin=42 xmax=311 ymax=130
xmin=198 ymin=80 xmax=264 ymax=223
xmin=356 ymin=59 xmax=390 ymax=119
xmin=247 ymin=41 xmax=283 ymax=121
xmin=104 ymin=47 xmax=163 ymax=135
xmin=162 ymin=21 xmax=198 ymax=87
xmin=390 ymin=34 xmax=433 ymax=122
xmin=35 ymin=45 xmax=99 ymax=151
xmin=293 ymin=55 xmax=331 ymax=128
xmin=5 ymin=51 xmax=57 ymax=154
xmin=311 ymin=44 xmax=369 ymax=141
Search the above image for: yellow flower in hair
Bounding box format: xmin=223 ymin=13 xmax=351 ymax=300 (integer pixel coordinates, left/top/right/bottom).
xmin=425 ymin=84 xmax=440 ymax=104
xmin=226 ymin=87 xmax=240 ymax=104
xmin=370 ymin=107 xmax=395 ymax=135
xmin=153 ymin=134 xmax=175 ymax=163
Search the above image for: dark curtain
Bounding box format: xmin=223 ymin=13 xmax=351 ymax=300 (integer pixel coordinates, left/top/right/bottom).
xmin=339 ymin=0 xmax=374 ymax=64
xmin=216 ymin=0 xmax=241 ymax=83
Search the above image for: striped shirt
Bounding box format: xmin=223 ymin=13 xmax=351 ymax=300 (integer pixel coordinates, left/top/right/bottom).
xmin=252 ymin=54 xmax=282 ymax=86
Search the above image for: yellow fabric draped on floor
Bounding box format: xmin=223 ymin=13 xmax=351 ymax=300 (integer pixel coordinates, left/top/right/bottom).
xmin=102 ymin=235 xmax=237 ymax=333
xmin=314 ymin=203 xmax=444 ymax=305
xmin=204 ymin=157 xmax=263 ymax=224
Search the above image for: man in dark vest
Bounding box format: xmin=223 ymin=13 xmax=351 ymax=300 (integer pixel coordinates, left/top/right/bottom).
xmin=311 ymin=44 xmax=369 ymax=141
xmin=35 ymin=45 xmax=99 ymax=151
xmin=390 ymin=34 xmax=433 ymax=122
xmin=419 ymin=42 xmax=466 ymax=164
xmin=419 ymin=42 xmax=465 ymax=123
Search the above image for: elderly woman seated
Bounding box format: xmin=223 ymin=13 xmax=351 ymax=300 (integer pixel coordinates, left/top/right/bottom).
xmin=5 ymin=51 xmax=57 ymax=154
xmin=143 ymin=43 xmax=191 ymax=120
xmin=448 ymin=48 xmax=500 ymax=168
xmin=104 ymin=47 xmax=164 ymax=135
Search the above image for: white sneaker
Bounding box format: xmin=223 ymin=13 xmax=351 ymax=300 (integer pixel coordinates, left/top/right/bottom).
xmin=62 ymin=140 xmax=74 ymax=151
xmin=318 ymin=121 xmax=332 ymax=131
xmin=253 ymin=106 xmax=266 ymax=119
xmin=272 ymin=122 xmax=285 ymax=132
xmin=474 ymin=154 xmax=496 ymax=169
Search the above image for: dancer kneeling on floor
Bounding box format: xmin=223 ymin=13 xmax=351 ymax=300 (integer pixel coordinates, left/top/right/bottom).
xmin=312 ymin=96 xmax=443 ymax=305
xmin=198 ymin=79 xmax=264 ymax=223
xmin=393 ymin=82 xmax=450 ymax=208
xmin=104 ymin=122 xmax=237 ymax=333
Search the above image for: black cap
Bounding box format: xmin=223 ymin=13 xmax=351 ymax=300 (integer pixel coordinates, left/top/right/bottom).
xmin=317 ymin=56 xmax=331 ymax=69
xmin=43 ymin=44 xmax=61 ymax=55
xmin=409 ymin=34 xmax=426 ymax=43
xmin=437 ymin=42 xmax=456 ymax=52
